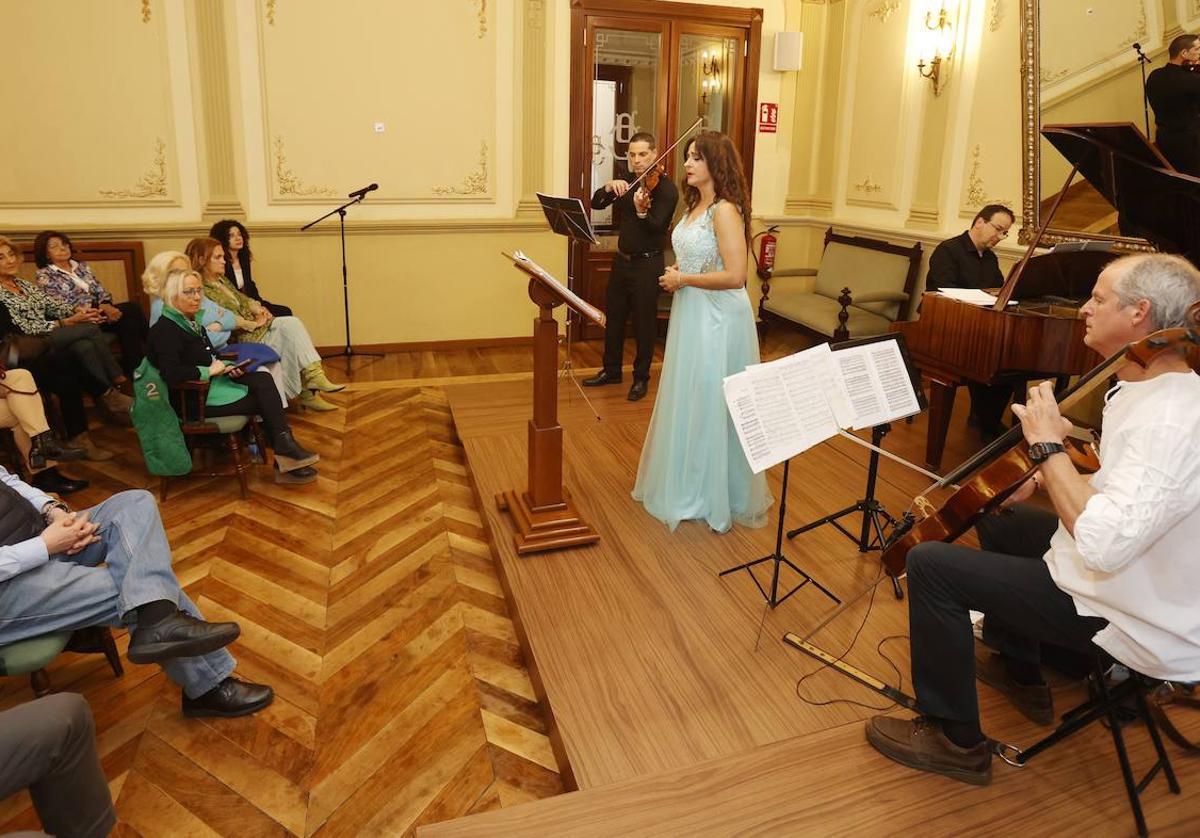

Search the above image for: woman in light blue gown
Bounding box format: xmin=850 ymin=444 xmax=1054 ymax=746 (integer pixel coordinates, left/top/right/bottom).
xmin=632 ymin=131 xmax=772 ymax=532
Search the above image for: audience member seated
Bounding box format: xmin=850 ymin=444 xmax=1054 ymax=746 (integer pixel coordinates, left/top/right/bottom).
xmin=0 ymin=365 xmax=89 ymax=495
xmin=186 ymin=237 xmax=343 ymax=411
xmin=0 ymin=693 xmax=116 ymax=838
xmin=144 ymin=251 xmax=286 ymax=405
xmin=147 ymin=269 xmax=321 ymax=484
xmin=34 ymin=230 xmax=149 ymax=376
xmin=0 ymin=237 xmax=132 ymax=422
xmin=0 ymin=465 xmax=274 ymax=717
xmin=209 ymin=219 xmax=292 ymax=316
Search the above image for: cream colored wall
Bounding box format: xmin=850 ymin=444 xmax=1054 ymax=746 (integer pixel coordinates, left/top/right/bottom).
xmin=0 ymin=0 xmax=1156 ymax=348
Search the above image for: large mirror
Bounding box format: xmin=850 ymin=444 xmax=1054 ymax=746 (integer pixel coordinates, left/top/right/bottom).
xmin=1021 ymin=0 xmax=1160 ymax=249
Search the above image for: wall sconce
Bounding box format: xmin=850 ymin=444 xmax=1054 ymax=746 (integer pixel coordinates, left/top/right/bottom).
xmin=701 ymin=49 xmax=719 ymax=77
xmin=916 ymin=3 xmax=955 ymax=96
xmin=700 ymin=77 xmax=720 ymax=104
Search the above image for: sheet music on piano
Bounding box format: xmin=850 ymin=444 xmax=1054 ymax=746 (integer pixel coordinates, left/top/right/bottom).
xmin=723 ymin=336 xmax=922 ymax=474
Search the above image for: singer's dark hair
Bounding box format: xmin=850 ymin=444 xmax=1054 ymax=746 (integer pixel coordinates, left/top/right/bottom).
xmin=32 ymin=230 xmax=74 ymax=268
xmin=973 ymin=204 xmax=1015 ymax=225
xmin=628 ymin=132 xmax=657 ymax=149
xmin=1169 ymin=34 xmax=1200 ymax=58
xmin=680 ymin=131 xmax=753 ymax=246
xmin=208 ymin=219 xmax=252 ymax=284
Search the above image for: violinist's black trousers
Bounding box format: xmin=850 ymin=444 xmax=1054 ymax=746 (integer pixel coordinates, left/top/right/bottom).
xmin=906 ymin=504 xmax=1107 ymax=723
xmin=601 ymin=253 xmax=664 ymax=383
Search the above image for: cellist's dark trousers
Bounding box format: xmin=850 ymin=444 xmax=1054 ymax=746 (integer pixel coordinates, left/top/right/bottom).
xmin=907 ymin=504 xmax=1107 ymax=723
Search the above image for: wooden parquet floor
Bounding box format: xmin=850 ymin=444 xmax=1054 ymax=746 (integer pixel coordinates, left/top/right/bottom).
xmin=0 ymin=383 xmax=566 ymax=836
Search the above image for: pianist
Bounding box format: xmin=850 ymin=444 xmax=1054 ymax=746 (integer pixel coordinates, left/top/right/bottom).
xmin=925 ymin=204 xmax=1017 ymax=439
xmin=866 ymin=253 xmax=1200 ymax=786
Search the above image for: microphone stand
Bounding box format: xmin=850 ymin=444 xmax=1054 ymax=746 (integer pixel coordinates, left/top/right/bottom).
xmin=301 ymin=194 xmax=383 ymax=370
xmin=1134 ymin=44 xmax=1152 ymax=138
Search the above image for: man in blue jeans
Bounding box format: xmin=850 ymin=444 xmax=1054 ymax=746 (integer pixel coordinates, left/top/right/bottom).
xmin=0 ymin=469 xmax=272 ymax=716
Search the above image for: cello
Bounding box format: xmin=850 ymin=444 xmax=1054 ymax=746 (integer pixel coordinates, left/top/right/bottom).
xmin=881 ymin=317 xmax=1200 ymax=577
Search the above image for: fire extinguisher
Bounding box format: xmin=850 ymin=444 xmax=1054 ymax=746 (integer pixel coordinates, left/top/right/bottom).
xmin=752 ymin=225 xmax=779 ymax=280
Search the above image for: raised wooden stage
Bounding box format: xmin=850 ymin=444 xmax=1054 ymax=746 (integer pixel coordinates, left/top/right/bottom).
xmin=422 ymin=375 xmax=1200 ymax=836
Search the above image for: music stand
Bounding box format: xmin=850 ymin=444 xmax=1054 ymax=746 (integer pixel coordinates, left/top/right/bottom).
xmin=537 ymin=192 xmax=601 ymax=416
xmin=786 ymin=333 xmax=925 ymax=600
xmin=301 ymin=194 xmax=383 ymax=371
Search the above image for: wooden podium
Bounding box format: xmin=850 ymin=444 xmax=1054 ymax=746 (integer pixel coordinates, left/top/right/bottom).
xmin=496 ymin=252 xmax=605 ymax=554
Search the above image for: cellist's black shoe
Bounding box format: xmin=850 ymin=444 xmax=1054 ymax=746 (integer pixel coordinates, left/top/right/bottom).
xmin=627 ymin=379 xmax=648 ymax=401
xmin=582 ymin=370 xmax=622 ymax=386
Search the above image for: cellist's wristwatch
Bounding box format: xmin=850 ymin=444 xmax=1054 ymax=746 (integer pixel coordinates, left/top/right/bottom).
xmin=1028 ymin=441 xmax=1067 ymax=464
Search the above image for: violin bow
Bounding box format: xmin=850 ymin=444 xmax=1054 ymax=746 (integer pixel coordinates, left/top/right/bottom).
xmin=627 ymin=117 xmax=705 ymax=192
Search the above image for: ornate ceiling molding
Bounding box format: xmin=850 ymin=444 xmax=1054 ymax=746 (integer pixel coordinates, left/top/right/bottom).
xmin=1117 ymin=3 xmax=1148 ymax=50
xmin=266 ymin=0 xmax=277 ymax=26
xmin=989 ymin=0 xmax=1004 ymax=32
xmin=99 ymin=138 xmax=168 ymax=199
xmin=432 ymin=141 xmax=490 ymax=195
xmin=272 ymin=135 xmax=335 ymax=197
xmin=141 ymin=1 xmax=151 ymax=23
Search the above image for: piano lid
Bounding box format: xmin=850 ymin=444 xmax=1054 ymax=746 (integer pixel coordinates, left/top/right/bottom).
xmin=1042 ymin=122 xmax=1200 ymax=261
xmin=1005 ymin=248 xmax=1116 ymax=302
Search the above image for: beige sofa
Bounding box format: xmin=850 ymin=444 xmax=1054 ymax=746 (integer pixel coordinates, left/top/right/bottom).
xmin=759 ymin=228 xmax=922 ymax=342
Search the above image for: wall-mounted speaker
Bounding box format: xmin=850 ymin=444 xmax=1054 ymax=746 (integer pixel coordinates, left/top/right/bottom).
xmin=774 ymin=31 xmax=803 ymax=72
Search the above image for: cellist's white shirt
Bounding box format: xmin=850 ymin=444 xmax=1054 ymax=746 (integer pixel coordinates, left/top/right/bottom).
xmin=1045 ymin=370 xmax=1200 ymax=680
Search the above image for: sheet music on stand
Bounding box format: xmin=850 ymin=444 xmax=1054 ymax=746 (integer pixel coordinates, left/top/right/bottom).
xmin=723 ymin=334 xmax=923 ymax=474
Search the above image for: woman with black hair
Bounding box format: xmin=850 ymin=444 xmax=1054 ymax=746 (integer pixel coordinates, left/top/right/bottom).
xmin=33 ymin=230 xmax=149 ymax=375
xmin=208 ymin=220 xmax=292 ymax=317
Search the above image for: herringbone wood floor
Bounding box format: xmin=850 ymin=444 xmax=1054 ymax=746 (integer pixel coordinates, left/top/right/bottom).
xmin=0 ymin=369 xmax=579 ymax=836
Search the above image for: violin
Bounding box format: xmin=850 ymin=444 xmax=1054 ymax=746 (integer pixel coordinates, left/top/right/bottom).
xmin=881 ymin=321 xmax=1200 ymax=578
xmin=635 ymin=163 xmax=667 ymax=209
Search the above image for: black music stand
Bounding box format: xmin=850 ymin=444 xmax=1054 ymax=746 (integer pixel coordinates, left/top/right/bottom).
xmin=301 ymin=194 xmax=383 ymax=370
xmin=719 ymin=457 xmax=841 ymax=609
xmin=537 ymin=192 xmax=600 ymax=413
xmin=785 ymin=333 xmax=925 ymax=600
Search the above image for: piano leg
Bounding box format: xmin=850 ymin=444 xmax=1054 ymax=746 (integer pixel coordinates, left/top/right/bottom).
xmin=925 ymin=378 xmax=958 ymax=472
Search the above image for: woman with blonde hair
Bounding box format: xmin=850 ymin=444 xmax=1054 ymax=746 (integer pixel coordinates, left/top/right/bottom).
xmin=185 ymin=238 xmax=342 ymax=411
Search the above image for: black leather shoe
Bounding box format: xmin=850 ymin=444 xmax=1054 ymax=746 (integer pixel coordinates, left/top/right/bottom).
xmin=582 ymin=370 xmax=622 ymax=387
xmin=182 ymin=677 xmax=274 ymax=718
xmin=127 ymin=611 xmax=240 ymax=665
xmin=29 ymin=466 xmax=89 ymax=496
xmin=627 ymin=379 xmax=649 ymax=401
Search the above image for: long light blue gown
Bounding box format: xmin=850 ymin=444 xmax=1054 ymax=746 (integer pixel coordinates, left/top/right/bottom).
xmin=631 ymin=202 xmax=772 ymax=532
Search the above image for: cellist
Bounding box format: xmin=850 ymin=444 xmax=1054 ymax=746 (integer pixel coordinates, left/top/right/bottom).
xmin=867 ymin=253 xmax=1200 ymax=786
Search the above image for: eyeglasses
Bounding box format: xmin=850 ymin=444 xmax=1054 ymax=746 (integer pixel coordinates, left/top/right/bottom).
xmin=985 ymin=219 xmax=1011 ymax=239
xmin=180 ymin=288 xmax=204 ymax=298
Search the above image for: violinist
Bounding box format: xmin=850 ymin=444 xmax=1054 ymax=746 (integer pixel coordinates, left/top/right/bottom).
xmin=584 ymin=132 xmax=679 ymax=402
xmin=866 ymin=253 xmax=1200 ymax=786
xmin=1145 ymin=33 xmax=1200 ymax=175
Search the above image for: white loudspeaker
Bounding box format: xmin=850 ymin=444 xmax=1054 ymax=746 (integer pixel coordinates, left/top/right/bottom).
xmin=774 ymin=31 xmax=803 ymax=72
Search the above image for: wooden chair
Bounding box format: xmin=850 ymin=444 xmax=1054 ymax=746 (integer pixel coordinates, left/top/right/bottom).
xmin=758 ymin=227 xmax=922 ymax=342
xmin=0 ymin=627 xmax=124 ymax=697
xmin=163 ymin=379 xmax=268 ymax=501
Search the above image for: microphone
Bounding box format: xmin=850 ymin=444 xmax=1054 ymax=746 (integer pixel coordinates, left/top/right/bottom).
xmin=348 ymin=183 xmax=378 ymax=199
xmin=1133 ymin=42 xmax=1151 ymax=62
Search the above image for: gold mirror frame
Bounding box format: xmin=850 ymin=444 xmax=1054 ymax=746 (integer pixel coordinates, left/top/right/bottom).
xmin=1019 ymin=0 xmax=1153 ymax=251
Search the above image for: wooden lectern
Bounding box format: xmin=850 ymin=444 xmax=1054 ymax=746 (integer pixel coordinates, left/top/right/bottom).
xmin=497 ymin=252 xmax=605 ymax=554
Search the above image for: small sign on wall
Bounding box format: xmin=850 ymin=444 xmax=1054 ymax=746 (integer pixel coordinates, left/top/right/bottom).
xmin=758 ymin=103 xmax=779 ymax=133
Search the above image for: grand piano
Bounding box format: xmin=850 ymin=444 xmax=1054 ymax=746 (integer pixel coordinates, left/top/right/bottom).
xmin=894 ymin=122 xmax=1200 ymax=471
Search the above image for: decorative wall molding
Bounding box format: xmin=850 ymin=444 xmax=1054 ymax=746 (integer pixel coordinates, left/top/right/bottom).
xmin=99 ymin=138 xmax=168 ymax=199
xmin=1117 ymin=3 xmax=1148 ymax=50
xmin=853 ymin=175 xmax=883 ymax=193
xmin=966 ymin=145 xmax=987 ymax=206
xmin=989 ymin=0 xmax=1004 ymax=32
xmin=272 ymin=135 xmax=336 ymax=197
xmin=472 ymin=0 xmax=488 ymax=38
xmin=1039 ymin=66 xmax=1068 ymax=85
xmin=141 ymin=0 xmax=151 ymax=23
xmin=868 ymin=1 xmax=901 ymax=23
xmin=432 ymin=141 xmax=490 ymax=195
xmin=266 ymin=0 xmax=277 ymax=26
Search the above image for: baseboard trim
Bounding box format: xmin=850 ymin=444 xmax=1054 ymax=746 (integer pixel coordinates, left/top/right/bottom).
xmin=315 ymin=335 xmax=533 ymax=354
